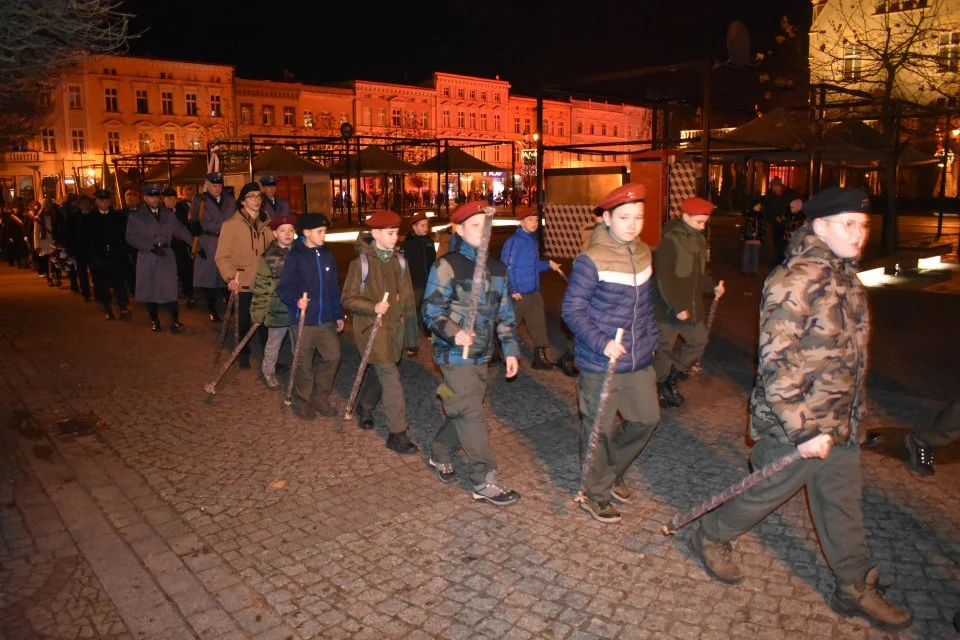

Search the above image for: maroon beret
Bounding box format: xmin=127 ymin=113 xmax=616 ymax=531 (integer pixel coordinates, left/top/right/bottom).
xmin=597 ymin=184 xmax=646 ymax=213
xmin=364 ymin=209 xmax=402 ymax=228
xmin=680 ymin=197 xmax=715 ymax=216
xmin=450 ymin=201 xmax=491 ymax=224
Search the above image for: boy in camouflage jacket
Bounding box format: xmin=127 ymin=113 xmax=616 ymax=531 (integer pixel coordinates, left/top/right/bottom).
xmin=691 ymin=188 xmax=911 ymax=631
xmin=250 ymin=215 xmax=297 ymax=390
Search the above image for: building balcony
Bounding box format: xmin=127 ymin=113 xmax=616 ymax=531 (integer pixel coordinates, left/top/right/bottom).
xmin=2 ymin=151 xmax=40 ymax=163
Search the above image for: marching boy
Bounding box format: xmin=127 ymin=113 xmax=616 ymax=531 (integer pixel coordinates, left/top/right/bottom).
xmin=341 ymin=210 xmax=419 ymax=455
xmin=561 ymin=184 xmax=661 ymax=524
xmin=421 ymin=201 xmax=522 ymax=506
xmin=250 ymin=215 xmax=298 ymax=390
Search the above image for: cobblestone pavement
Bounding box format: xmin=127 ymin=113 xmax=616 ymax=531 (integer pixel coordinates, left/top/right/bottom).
xmin=0 ymin=246 xmax=958 ymax=640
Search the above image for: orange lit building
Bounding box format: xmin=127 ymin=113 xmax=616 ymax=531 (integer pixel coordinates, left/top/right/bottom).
xmin=0 ymin=53 xmax=653 ymax=204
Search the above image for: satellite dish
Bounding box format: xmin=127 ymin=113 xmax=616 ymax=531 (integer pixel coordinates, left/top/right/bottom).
xmin=726 ymin=20 xmax=752 ymax=67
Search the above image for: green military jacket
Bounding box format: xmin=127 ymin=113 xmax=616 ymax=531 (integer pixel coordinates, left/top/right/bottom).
xmin=341 ymin=235 xmax=418 ymax=364
xmin=653 ymin=218 xmax=716 ymax=325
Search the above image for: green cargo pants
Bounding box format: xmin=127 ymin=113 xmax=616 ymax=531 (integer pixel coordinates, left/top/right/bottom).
xmin=358 ymin=361 xmax=407 ymax=434
xmin=432 ymin=364 xmax=496 ymax=487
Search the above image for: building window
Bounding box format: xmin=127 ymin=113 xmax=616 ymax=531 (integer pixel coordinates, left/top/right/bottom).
xmin=262 ymin=105 xmax=275 ymax=126
xmin=104 ymin=87 xmax=118 ymax=112
xmin=164 ymin=133 xmax=176 ymax=150
xmin=107 ymin=131 xmax=120 ymax=155
xmin=363 ymin=107 xmax=372 ymax=126
xmin=514 ymin=117 xmax=521 ymax=133
xmin=939 ymin=32 xmax=960 ymax=71
xmin=40 ymin=129 xmax=56 ymax=153
xmin=70 ymin=129 xmax=85 ymax=153
xmin=543 ymin=119 xmax=550 ymax=136
xmin=558 ymin=120 xmax=565 ymax=136
xmin=628 ymin=125 xmax=632 ymax=138
xmin=392 ymin=108 xmax=402 ymax=127
xmin=480 ymin=91 xmax=487 ymax=101
xmin=842 ymin=45 xmax=862 ymax=81
xmin=377 ymin=108 xmax=386 ymax=126
xmin=457 ymin=111 xmax=465 ymax=128
xmin=613 ymin=125 xmax=619 ymax=137
xmin=469 ymin=89 xmax=476 ymax=100
xmin=443 ymin=87 xmax=450 ymax=97
xmin=494 ymin=92 xmax=501 ymax=103
xmin=303 ymin=110 xmax=314 ymax=127
xmin=185 ymin=93 xmax=199 ymax=116
xmin=480 ymin=113 xmax=488 ymax=130
xmin=468 ymin=112 xmax=477 ymax=129
xmin=339 ymin=112 xmax=348 ymax=124
xmin=875 ymin=0 xmax=927 ymax=13
xmin=577 ymin=121 xmax=583 ymax=134
xmin=479 ymin=147 xmax=486 ymax=161
xmin=494 ymin=114 xmax=501 ymax=131
xmin=161 ymin=91 xmax=174 ymax=115
xmin=589 ymin=123 xmax=596 ymax=135
xmin=523 ymin=118 xmax=531 ymax=134
xmin=240 ymin=103 xmax=253 ymax=125
xmin=421 ymin=111 xmax=429 ymax=127
xmin=494 ymin=146 xmax=501 ymax=162
xmin=210 ymin=95 xmax=222 ymax=117
xmin=188 ymin=137 xmax=201 ymax=151
xmin=283 ymin=106 xmax=295 ymax=127
xmin=601 ymin=123 xmax=607 ymax=136
xmin=135 ymin=89 xmax=149 ymax=114
xmin=443 ymin=109 xmax=450 ymax=127
xmin=457 ymin=88 xmax=464 ymax=99
xmin=68 ymin=85 xmax=82 ymax=109
xmin=138 ymin=132 xmax=151 ymax=153
xmin=38 ymin=92 xmax=52 ymax=108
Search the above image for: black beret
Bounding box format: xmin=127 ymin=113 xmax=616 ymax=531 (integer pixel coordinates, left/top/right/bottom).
xmin=803 ymin=187 xmax=870 ymax=221
xmin=299 ymin=213 xmax=330 ymax=231
xmin=93 ymin=189 xmax=112 ymax=199
xmin=161 ymin=187 xmax=177 ymax=197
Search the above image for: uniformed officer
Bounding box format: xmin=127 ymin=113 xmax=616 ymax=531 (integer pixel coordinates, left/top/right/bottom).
xmin=191 ymin=172 xmax=236 ymax=322
xmin=81 ymin=189 xmax=130 ymax=320
xmin=260 ymin=175 xmax=292 ymax=220
xmin=126 ymin=184 xmax=194 ymax=332
xmin=162 ymin=187 xmax=194 ymax=303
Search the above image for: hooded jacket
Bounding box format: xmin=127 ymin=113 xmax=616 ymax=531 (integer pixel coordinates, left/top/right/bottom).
xmin=749 ymin=225 xmax=870 ymax=446
xmin=250 ymin=240 xmax=293 ymax=327
xmin=561 ymin=223 xmax=658 ymax=375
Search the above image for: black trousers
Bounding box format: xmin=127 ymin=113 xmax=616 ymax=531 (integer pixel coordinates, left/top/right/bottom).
xmin=91 ymin=261 xmax=129 ymax=310
xmin=147 ymin=301 xmax=179 ymax=323
xmin=70 ymin=257 xmax=91 ymax=299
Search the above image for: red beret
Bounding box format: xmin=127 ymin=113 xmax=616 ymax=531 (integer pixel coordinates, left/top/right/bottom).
xmin=269 ymin=214 xmax=297 ymax=231
xmin=514 ymin=206 xmax=538 ymax=221
xmin=450 ymin=201 xmax=491 ymax=224
xmin=364 ymin=209 xmax=402 ymax=228
xmin=680 ymin=197 xmax=715 ymax=216
xmin=408 ymin=211 xmax=429 ymax=226
xmin=597 ymin=184 xmax=646 ymax=212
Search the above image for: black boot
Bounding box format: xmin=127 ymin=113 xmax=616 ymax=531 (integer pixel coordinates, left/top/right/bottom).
xmin=556 ymin=350 xmax=578 ymax=377
xmin=355 ymin=405 xmax=375 ymax=430
xmin=386 ymin=430 xmax=419 ymax=455
xmin=658 ymin=377 xmax=683 ymax=408
xmin=664 ymin=371 xmax=685 ymax=406
xmin=532 ymin=347 xmax=555 ymax=370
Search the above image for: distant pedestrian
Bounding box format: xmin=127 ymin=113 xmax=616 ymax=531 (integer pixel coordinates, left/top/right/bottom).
xmin=761 ymin=177 xmax=798 ymax=265
xmin=399 ymin=211 xmax=436 ymax=334
xmin=739 ymin=198 xmax=765 ymax=274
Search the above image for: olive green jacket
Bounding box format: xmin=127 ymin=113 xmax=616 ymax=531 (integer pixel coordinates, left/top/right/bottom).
xmin=653 ymin=218 xmax=716 ymax=325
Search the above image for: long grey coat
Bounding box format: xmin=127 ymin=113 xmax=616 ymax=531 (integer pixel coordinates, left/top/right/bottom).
xmin=191 ymin=191 xmax=236 ymax=288
xmin=263 ymin=195 xmax=291 ymax=220
xmin=126 ymin=205 xmax=193 ymax=303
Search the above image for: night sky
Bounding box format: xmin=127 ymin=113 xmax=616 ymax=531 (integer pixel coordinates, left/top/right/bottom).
xmin=124 ymin=0 xmax=812 ymax=112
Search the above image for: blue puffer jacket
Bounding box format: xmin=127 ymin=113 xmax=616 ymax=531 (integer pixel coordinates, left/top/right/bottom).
xmin=561 ymin=223 xmax=659 ymax=374
xmin=501 ymin=227 xmax=550 ymax=294
xmin=422 ymin=234 xmax=520 ymax=366
xmin=276 ymin=238 xmax=343 ymax=326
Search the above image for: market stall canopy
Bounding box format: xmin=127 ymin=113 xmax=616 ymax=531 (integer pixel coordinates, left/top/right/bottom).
xmin=821 ymin=119 xmax=935 ymax=167
xmin=416 ymin=146 xmax=507 ymax=173
xmin=328 ymin=145 xmax=418 ymax=175
xmin=142 ymin=160 xmax=174 ymax=183
xmin=168 ymin=154 xmax=208 ymax=184
xmin=225 ymin=145 xmax=329 ymax=175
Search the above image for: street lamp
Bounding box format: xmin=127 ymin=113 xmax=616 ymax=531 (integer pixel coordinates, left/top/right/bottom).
xmin=340 ymin=121 xmax=354 ymax=223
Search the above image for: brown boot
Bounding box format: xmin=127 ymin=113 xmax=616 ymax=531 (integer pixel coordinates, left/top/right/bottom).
xmin=689 ymin=526 xmax=743 ymax=584
xmin=832 ymin=568 xmax=912 ymax=630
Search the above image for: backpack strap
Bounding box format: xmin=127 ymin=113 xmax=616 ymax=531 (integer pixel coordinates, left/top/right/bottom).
xmin=360 ymin=252 xmax=406 ymax=295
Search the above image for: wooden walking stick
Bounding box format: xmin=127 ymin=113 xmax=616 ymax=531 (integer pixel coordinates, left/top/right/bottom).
xmin=461 ymin=207 xmax=496 ymax=359
xmin=283 ymin=293 xmax=309 ymax=406
xmin=342 ymin=292 xmax=390 ymax=426
xmin=660 ymin=450 xmax=802 ymax=535
xmin=204 ymin=322 xmax=262 ymax=395
xmin=688 ymin=279 xmax=723 ymax=377
xmin=214 ymin=283 xmax=239 ymax=364
xmin=575 ymin=328 xmax=624 ymax=501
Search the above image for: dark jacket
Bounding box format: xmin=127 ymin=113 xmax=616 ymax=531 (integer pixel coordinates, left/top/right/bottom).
xmin=399 ymin=231 xmax=436 ymax=290
xmin=501 ymin=227 xmax=550 ymax=295
xmin=762 ymin=188 xmax=798 ymax=229
xmin=276 ymin=238 xmax=343 ymax=326
xmin=562 ymin=223 xmax=658 ymax=375
xmin=251 ymin=240 xmax=293 ymax=327
xmin=342 ymin=235 xmax=418 ymax=364
xmin=653 ymin=218 xmax=716 ymax=325
xmin=422 ymin=234 xmax=520 ymax=366
xmin=80 ymin=208 xmax=128 ymax=267
xmin=740 ymin=205 xmax=766 ymax=244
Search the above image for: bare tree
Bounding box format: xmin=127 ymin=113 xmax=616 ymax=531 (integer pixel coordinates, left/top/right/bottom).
xmin=809 ymin=0 xmax=960 ymax=249
xmin=0 ymin=0 xmax=132 ymax=148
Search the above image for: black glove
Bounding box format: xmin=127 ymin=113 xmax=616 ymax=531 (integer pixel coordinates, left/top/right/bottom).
xmin=188 ymin=220 xmax=202 ymax=236
xmin=197 ymin=246 xmax=207 ymax=260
